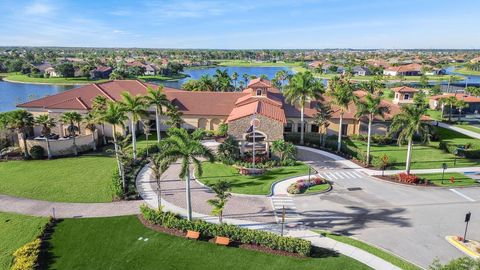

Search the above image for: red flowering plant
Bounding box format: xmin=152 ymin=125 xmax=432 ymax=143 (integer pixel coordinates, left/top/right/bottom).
xmin=397 ymin=173 xmax=420 ymax=184
xmin=287 ymin=176 xmax=328 ymax=194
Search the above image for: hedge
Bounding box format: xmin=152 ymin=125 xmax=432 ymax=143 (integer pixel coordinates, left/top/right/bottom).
xmin=140 ymin=205 xmax=312 ymax=256
xmin=439 ymin=140 xmax=480 ymax=159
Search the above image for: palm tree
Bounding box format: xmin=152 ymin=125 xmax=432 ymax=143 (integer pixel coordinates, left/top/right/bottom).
xmin=443 ymin=96 xmax=457 ymax=122
xmin=313 ymin=103 xmax=333 ymax=148
xmin=102 ymin=102 xmax=128 ymax=189
xmin=359 ymin=78 xmax=382 ymax=95
xmin=328 ymin=76 xmax=357 ymax=152
xmin=242 ymin=73 xmax=249 ymax=86
xmin=456 ymin=100 xmax=469 ymax=121
xmin=274 ymin=70 xmax=289 ymax=92
xmin=213 ymin=69 xmax=232 ymax=91
xmin=198 ymin=74 xmax=215 ymax=91
xmin=158 ymin=128 xmax=214 ymax=220
xmin=165 ymin=106 xmax=184 ymax=128
xmin=121 ymin=92 xmax=147 ymax=159
xmin=8 ymin=110 xmax=34 ymax=159
xmin=61 ymin=111 xmax=83 ymax=156
xmin=92 ymin=95 xmax=108 ymax=145
xmin=231 ymin=71 xmax=239 ymax=90
xmin=388 ymin=105 xmax=431 ymax=174
xmin=144 ymin=86 xmax=170 ymax=143
xmin=207 ymin=180 xmax=231 ymax=223
xmin=83 ymin=112 xmax=98 ymax=151
xmin=151 ymin=153 xmax=170 ymax=209
xmin=355 ymin=93 xmax=390 ymax=165
xmin=284 ymin=71 xmax=324 ymax=145
xmin=35 ymin=114 xmax=56 ymax=159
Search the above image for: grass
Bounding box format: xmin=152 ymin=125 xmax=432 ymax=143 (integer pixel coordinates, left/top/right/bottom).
xmin=45 ymin=215 xmax=371 ymax=270
xmin=418 ymin=172 xmax=478 ymax=187
xmin=4 ymin=73 xmax=109 ymax=85
xmin=137 ymin=74 xmax=188 ymax=82
xmin=0 ymin=154 xmax=116 ymax=202
xmin=426 ymin=109 xmax=443 ymax=121
xmin=454 ymin=124 xmax=480 ymax=134
xmin=304 ymin=183 xmax=331 ymax=194
xmin=0 ymin=212 xmax=48 ymax=270
xmin=215 ymin=60 xmax=303 ymax=67
xmin=453 ymin=67 xmax=480 ymax=76
xmin=314 ymin=230 xmax=420 ymax=270
xmin=198 ymin=162 xmax=310 ymax=195
xmin=349 ymin=127 xmax=480 ymax=170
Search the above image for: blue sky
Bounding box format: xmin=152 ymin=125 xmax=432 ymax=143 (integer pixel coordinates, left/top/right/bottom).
xmin=0 ymin=0 xmax=479 ymax=49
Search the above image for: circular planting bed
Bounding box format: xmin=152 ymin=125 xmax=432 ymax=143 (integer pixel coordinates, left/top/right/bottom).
xmin=287 ymin=176 xmax=331 ymax=195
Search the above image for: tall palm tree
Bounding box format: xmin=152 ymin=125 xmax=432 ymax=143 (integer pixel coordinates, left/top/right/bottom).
xmin=313 ymin=103 xmax=333 ymax=148
xmin=8 ymin=110 xmax=34 ymax=159
xmin=121 ymin=92 xmax=147 ymax=159
xmin=456 ymin=100 xmax=469 ymax=121
xmin=284 ymin=71 xmax=324 ymax=145
xmin=274 ymin=70 xmax=289 ymax=92
xmin=151 ymin=153 xmax=170 ymax=209
xmin=328 ymin=76 xmax=357 ymax=152
xmin=158 ymin=128 xmax=214 ymax=220
xmin=144 ymin=86 xmax=170 ymax=143
xmin=359 ymin=78 xmax=382 ymax=95
xmin=92 ymin=95 xmax=108 ymax=145
xmin=355 ymin=93 xmax=390 ymax=165
xmin=198 ymin=74 xmax=215 ymax=91
xmin=213 ymin=69 xmax=233 ymax=91
xmin=207 ymin=180 xmax=231 ymax=223
xmin=61 ymin=111 xmax=83 ymax=156
xmin=388 ymin=105 xmax=431 ymax=174
xmin=242 ymin=73 xmax=249 ymax=86
xmin=83 ymin=112 xmax=98 ymax=151
xmin=231 ymin=71 xmax=239 ymax=90
xmin=35 ymin=114 xmax=56 ymax=159
xmin=102 ymin=102 xmax=128 ymax=189
xmin=443 ymin=96 xmax=457 ymax=122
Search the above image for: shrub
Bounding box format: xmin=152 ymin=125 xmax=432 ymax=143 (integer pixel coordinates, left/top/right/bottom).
xmin=216 ymin=123 xmax=228 ymax=137
xmin=110 ymin=169 xmax=123 ymax=200
xmin=287 ymin=177 xmax=327 ymax=194
xmin=217 ymin=137 xmax=240 ymax=164
xmin=29 ymin=145 xmax=44 ymax=159
xmin=397 ymin=173 xmax=420 ymax=184
xmin=11 ymin=238 xmax=42 ymax=270
xmin=372 ymin=155 xmax=397 ymax=169
xmin=140 ymin=205 xmax=311 ymax=256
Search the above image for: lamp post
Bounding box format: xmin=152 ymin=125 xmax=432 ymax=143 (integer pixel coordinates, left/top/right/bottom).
xmin=441 ymin=163 xmax=447 ymax=184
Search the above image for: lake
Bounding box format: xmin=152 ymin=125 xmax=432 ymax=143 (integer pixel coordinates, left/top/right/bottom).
xmin=0 ymin=66 xmax=291 ymax=112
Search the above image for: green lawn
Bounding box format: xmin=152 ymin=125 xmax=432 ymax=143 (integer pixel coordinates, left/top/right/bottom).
xmin=198 ymin=162 xmax=311 ymax=195
xmin=350 ymin=127 xmax=480 ymax=169
xmin=314 ymin=230 xmax=420 ymax=270
xmin=419 ymin=172 xmax=478 ymax=187
xmin=304 ymin=183 xmax=331 ymax=194
xmin=426 ymin=109 xmax=443 ymax=121
xmin=44 ymin=215 xmax=370 ymax=270
xmin=454 ymin=124 xmax=480 ymax=134
xmin=0 ymin=154 xmax=116 ymax=202
xmin=137 ymin=74 xmax=188 ymax=82
xmin=0 ymin=212 xmax=48 ymax=270
xmin=4 ymin=73 xmax=109 ymax=85
xmin=453 ymin=67 xmax=480 ymax=76
xmin=215 ymin=60 xmax=303 ymax=67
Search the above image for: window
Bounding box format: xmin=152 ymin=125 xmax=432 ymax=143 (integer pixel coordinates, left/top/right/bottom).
xmin=256 ymin=89 xmax=262 ymax=96
xmin=297 ymin=122 xmax=306 ymax=133
xmin=311 ymin=124 xmax=319 ymax=133
xmin=341 ymin=124 xmax=348 ymax=136
xmin=284 ymin=122 xmax=293 ymax=132
xmin=404 ymin=94 xmax=410 ymax=100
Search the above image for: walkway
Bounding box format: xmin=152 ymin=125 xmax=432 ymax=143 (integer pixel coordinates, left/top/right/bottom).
xmin=135 ymin=164 xmax=402 ymax=270
xmin=438 ymin=122 xmax=480 ymax=139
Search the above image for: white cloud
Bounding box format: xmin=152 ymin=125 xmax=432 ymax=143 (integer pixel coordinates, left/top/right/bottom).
xmin=25 ymin=1 xmax=55 ymax=15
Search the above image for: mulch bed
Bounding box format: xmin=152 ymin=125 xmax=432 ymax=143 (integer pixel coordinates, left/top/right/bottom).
xmin=137 ymin=215 xmax=306 ymax=258
xmin=374 ymin=175 xmax=432 ymax=186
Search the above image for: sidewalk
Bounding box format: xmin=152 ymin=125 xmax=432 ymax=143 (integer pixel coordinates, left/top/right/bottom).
xmin=136 ymin=164 xmax=402 ymax=270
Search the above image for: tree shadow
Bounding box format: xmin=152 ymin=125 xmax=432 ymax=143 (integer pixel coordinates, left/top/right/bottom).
xmin=38 ymin=218 xmax=64 ymax=270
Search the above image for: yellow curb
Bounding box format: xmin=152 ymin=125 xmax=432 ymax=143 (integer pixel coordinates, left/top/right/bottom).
xmin=445 ymin=236 xmax=480 ymax=258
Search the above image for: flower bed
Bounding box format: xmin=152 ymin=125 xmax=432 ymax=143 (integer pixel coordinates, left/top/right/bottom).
xmin=397 ymin=173 xmax=421 ymax=184
xmin=140 ymin=205 xmax=311 ymax=256
xmin=287 ymin=177 xmax=329 ymax=194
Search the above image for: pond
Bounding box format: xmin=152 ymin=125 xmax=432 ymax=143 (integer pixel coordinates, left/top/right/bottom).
xmin=0 ymin=66 xmax=292 ymax=112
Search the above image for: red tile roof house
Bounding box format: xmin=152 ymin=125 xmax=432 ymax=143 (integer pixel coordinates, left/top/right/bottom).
xmin=383 ymin=63 xmax=422 ymax=76
xmin=391 ymin=86 xmax=419 ymax=105
xmin=17 ymin=78 xmax=408 ymax=156
xmin=429 ymin=93 xmax=480 ymax=115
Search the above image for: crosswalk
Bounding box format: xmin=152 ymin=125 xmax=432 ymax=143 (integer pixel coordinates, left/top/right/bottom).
xmin=316 ymin=170 xmax=365 ymax=180
xmin=270 ymin=195 xmax=302 ymax=224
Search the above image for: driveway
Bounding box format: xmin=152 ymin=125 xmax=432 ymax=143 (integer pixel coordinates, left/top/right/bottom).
xmin=294 ymin=148 xmax=480 ymax=267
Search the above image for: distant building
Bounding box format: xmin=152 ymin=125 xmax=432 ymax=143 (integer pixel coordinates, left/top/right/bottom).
xmin=90 ymin=66 xmax=113 ymax=79
xmin=429 ymin=93 xmax=480 ymax=114
xmin=383 ymin=64 xmax=422 ymax=76
xmin=144 ymin=64 xmax=157 ymax=76
xmin=45 ymin=67 xmax=59 ymax=77
xmin=391 ymin=86 xmax=419 ymax=105
xmin=343 ymin=66 xmax=371 ymax=76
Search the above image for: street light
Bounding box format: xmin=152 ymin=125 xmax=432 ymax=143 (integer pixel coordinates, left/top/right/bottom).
xmin=441 ymin=163 xmax=447 ymax=184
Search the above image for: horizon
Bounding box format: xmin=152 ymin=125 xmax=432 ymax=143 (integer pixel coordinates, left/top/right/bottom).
xmin=1 ymin=0 xmax=480 ymax=49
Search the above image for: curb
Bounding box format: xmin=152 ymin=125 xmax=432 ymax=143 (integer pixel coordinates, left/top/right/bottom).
xmin=445 ymin=236 xmax=480 ymax=259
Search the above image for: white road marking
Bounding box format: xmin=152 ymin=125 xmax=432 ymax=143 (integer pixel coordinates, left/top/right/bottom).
xmin=450 ymin=189 xmax=476 ymax=202
xmin=326 ymin=172 xmax=338 ymax=179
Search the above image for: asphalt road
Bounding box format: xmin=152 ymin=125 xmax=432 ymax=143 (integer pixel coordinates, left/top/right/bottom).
xmin=294 ymin=149 xmax=480 ymax=268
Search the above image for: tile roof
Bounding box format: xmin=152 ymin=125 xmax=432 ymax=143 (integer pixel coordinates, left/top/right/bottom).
xmin=391 ymin=86 xmax=419 ymax=93
xmin=226 ymin=100 xmax=286 ymax=123
xmin=429 ymin=93 xmax=480 ymax=103
xmin=385 ymin=63 xmax=422 ymax=73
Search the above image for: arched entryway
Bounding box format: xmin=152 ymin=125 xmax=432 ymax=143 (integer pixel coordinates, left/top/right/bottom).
xmin=198 ymin=118 xmax=208 ymax=129
xmin=210 ymin=118 xmax=221 ymax=131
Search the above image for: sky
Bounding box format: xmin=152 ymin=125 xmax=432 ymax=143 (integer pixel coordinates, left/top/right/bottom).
xmin=0 ymin=0 xmax=479 ymax=49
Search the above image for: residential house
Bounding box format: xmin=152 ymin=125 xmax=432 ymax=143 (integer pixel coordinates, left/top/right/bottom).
xmin=383 ymin=63 xmax=422 ymax=76
xmin=343 ymin=66 xmax=371 ymax=76
xmin=429 ymin=93 xmax=480 ymax=115
xmin=45 ymin=67 xmax=59 ymax=77
xmin=391 ymin=86 xmax=419 ymax=105
xmin=144 ymin=64 xmax=157 ymax=76
xmin=90 ymin=66 xmax=113 ymax=79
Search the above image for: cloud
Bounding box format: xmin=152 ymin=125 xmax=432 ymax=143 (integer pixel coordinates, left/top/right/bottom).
xmin=25 ymin=1 xmax=55 ymax=15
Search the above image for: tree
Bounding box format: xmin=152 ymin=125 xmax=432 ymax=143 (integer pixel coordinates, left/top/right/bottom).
xmin=274 ymin=70 xmax=289 ymax=92
xmin=165 ymin=106 xmax=184 ymax=128
xmin=144 ymin=86 xmax=170 ymax=143
xmin=231 ymin=71 xmax=239 ymax=90
xmin=314 ymin=102 xmax=333 ymax=148
xmin=327 ymin=76 xmax=357 ymax=152
xmin=388 ymin=105 xmax=431 ymax=174
xmin=355 ymin=93 xmax=390 ymax=164
xmin=359 ymin=78 xmax=382 ymax=95
xmin=213 ymin=69 xmax=233 ymax=91
xmin=83 ymin=112 xmax=98 ymax=151
xmin=151 ymin=153 xmax=170 ymax=209
xmin=217 ymin=136 xmax=240 ymax=163
xmin=242 ymin=73 xmax=249 ymax=86
xmin=102 ymin=102 xmax=128 ymax=190
xmin=207 ymin=180 xmax=231 ymax=223
xmin=7 ymin=110 xmax=34 ymax=159
xmin=443 ymin=96 xmax=458 ymax=122
xmin=91 ymin=95 xmax=108 ymax=145
xmin=430 ymin=256 xmax=480 ymax=270
xmin=456 ymin=100 xmax=469 ymax=121
xmin=284 ymin=71 xmax=324 ymax=145
xmin=465 ymin=86 xmax=480 ymax=97
xmin=35 ymin=114 xmax=56 ymax=159
xmin=158 ymin=128 xmax=215 ymax=220
xmin=271 ymin=140 xmax=296 ymax=166
xmin=198 ymin=74 xmax=215 ymax=91
xmin=419 ymin=75 xmax=429 ymax=89
xmin=60 ymin=111 xmax=83 ymax=156
xmin=55 ymin=62 xmax=75 ymax=77
xmin=120 ymin=92 xmax=147 ymax=159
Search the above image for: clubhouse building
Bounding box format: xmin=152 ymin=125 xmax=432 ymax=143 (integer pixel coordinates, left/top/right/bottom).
xmin=17 ymin=78 xmax=404 ymax=156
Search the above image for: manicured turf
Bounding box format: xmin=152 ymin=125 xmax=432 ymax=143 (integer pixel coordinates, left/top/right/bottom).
xmin=138 ymin=74 xmax=187 ymax=82
xmin=418 ymin=172 xmax=478 ymax=187
xmin=304 ymin=183 xmax=331 ymax=194
xmin=0 ymin=154 xmax=116 ymax=202
xmin=454 ymin=124 xmax=480 ymax=134
xmin=426 ymin=109 xmax=443 ymax=121
xmin=45 ymin=215 xmax=370 ymax=270
xmin=314 ymin=230 xmax=421 ymax=270
xmin=4 ymin=73 xmax=108 ymax=84
xmin=198 ymin=162 xmax=311 ymax=195
xmin=0 ymin=212 xmax=48 ymax=270
xmin=350 ymin=127 xmax=480 ymax=169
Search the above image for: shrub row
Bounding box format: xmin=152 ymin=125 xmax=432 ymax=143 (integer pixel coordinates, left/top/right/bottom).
xmin=438 ymin=141 xmax=480 ymax=159
xmin=349 ymin=134 xmax=393 ymax=145
xmin=140 ymin=205 xmax=312 ymax=256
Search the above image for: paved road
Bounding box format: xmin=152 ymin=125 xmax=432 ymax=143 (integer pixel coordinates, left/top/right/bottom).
xmin=295 ymin=148 xmax=480 ymax=267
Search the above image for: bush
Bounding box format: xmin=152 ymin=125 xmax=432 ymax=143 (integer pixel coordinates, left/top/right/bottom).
xmin=397 ymin=173 xmax=420 ymax=184
xmin=287 ymin=177 xmax=327 ymax=194
xmin=140 ymin=205 xmax=311 ymax=256
xmin=11 ymin=238 xmax=42 ymax=270
xmin=216 ymin=123 xmax=228 ymax=137
xmin=29 ymin=145 xmax=44 ymax=159
xmin=371 ymin=155 xmax=397 ymax=169
xmin=110 ymin=169 xmax=123 ymax=200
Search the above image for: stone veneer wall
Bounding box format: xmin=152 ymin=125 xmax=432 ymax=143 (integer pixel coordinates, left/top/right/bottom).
xmin=228 ymin=114 xmax=284 ymax=142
